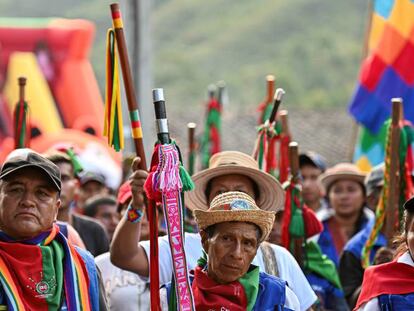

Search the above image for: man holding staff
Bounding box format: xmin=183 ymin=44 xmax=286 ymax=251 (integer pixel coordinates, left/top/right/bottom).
xmin=111 ymin=150 xmax=317 ymax=311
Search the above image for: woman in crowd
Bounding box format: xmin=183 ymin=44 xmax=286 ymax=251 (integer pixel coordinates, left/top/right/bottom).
xmin=316 ymin=163 xmax=374 ymax=266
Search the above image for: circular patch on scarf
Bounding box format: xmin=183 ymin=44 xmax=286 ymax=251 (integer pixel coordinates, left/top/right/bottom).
xmin=36 ymin=281 xmax=50 ymax=295
xmin=230 ymin=199 xmax=252 ymax=210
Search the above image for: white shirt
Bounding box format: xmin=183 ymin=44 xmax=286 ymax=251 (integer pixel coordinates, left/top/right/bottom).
xmin=95 ymin=253 xmax=150 ymax=311
xmin=140 ymin=233 xmax=316 ymax=311
xmin=357 ymin=251 xmax=414 ymax=311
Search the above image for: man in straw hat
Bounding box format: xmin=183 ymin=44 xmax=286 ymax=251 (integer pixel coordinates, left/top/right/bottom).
xmin=111 ymin=151 xmax=317 ymax=310
xmin=161 ymin=191 xmax=300 ymax=310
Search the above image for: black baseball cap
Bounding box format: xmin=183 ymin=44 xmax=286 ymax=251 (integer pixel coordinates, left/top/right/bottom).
xmin=299 ymin=152 xmax=327 ymax=172
xmin=0 ymin=149 xmax=61 ymax=192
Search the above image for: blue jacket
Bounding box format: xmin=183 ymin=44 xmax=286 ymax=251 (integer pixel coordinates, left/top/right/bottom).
xmin=343 ymin=220 xmax=387 ymax=262
xmin=318 ymin=209 xmax=372 ymax=266
xmin=378 ymin=293 xmax=414 ymax=310
xmin=167 ymin=270 xmax=294 ymax=311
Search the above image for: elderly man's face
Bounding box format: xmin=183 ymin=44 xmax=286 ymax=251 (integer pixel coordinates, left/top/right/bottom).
xmin=207 ymin=174 xmax=256 ymax=204
xmin=0 ymin=167 xmax=60 ymax=240
xmin=201 ymin=222 xmax=259 ymax=284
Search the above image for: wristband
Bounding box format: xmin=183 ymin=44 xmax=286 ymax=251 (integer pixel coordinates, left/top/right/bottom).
xmin=126 ymin=203 xmax=144 ymax=223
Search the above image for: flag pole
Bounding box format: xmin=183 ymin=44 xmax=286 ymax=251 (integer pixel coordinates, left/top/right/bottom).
xmin=110 ymin=3 xmax=147 ymax=169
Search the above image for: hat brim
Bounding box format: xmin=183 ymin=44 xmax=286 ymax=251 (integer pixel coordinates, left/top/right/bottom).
xmin=185 ymin=165 xmax=285 ymax=212
xmin=194 ymin=209 xmax=275 ymax=242
xmin=320 ymin=173 xmax=365 ymax=192
xmin=0 ymin=164 xmax=61 ymax=191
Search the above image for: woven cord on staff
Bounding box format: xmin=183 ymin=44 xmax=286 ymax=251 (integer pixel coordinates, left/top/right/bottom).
xmin=104 ymin=29 xmax=124 ymax=152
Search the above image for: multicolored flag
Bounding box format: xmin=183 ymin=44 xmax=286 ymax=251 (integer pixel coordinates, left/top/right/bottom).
xmin=349 ymin=0 xmax=414 ymax=170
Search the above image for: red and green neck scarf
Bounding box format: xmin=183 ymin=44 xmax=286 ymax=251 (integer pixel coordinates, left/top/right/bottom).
xmin=0 ymin=224 xmax=92 ymax=311
xmin=190 ymin=256 xmax=260 ymax=311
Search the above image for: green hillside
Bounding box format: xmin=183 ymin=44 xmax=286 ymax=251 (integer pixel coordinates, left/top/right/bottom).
xmin=0 ymin=0 xmax=369 ymax=112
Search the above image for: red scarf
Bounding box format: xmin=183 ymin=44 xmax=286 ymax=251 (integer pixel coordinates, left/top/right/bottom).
xmin=354 ymin=255 xmax=414 ymax=310
xmin=192 ymin=266 xmax=247 ymax=311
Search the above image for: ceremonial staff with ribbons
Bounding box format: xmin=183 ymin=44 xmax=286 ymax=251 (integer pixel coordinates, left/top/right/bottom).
xmin=257 ymin=75 xmax=275 ymax=123
xmin=252 ymin=88 xmax=285 ymax=176
xmin=361 ymin=98 xmax=414 ymax=268
xmin=144 ymin=89 xmax=195 ymax=311
xmin=107 ymin=2 xmax=161 ymax=308
xmin=200 ymin=85 xmax=221 ymax=169
xmin=14 ymin=77 xmax=30 ymax=149
xmin=107 ymin=3 xmax=146 ymax=162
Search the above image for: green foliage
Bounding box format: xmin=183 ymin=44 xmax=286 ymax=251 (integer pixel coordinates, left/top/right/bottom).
xmin=0 ymin=0 xmax=369 ymax=113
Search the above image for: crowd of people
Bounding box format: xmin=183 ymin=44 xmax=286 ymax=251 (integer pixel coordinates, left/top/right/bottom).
xmin=0 ymin=141 xmax=412 ymax=310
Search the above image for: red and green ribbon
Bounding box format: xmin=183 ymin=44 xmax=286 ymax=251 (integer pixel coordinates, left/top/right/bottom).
xmin=201 ymin=97 xmax=221 ymax=169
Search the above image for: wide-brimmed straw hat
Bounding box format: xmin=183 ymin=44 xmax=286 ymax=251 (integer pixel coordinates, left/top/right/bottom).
xmin=319 ymin=162 xmax=366 ymax=192
xmin=193 ymin=191 xmax=275 ymax=242
xmin=185 ymin=151 xmax=284 ymax=212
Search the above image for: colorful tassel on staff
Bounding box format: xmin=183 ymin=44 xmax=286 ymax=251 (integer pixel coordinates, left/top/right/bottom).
xmin=104 ymin=29 xmax=124 ymax=152
xmin=201 ymin=96 xmax=221 ymax=169
xmin=13 ymin=99 xmax=30 ymax=149
xmin=361 ymin=120 xmax=414 ymax=268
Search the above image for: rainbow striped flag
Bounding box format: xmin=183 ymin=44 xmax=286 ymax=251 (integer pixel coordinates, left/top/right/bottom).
xmin=349 ymin=0 xmax=414 ymax=170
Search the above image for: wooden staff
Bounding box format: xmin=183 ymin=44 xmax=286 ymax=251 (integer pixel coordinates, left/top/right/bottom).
xmin=110 ymin=3 xmax=147 ymax=169
xmin=288 ymin=141 xmax=304 ymax=267
xmin=19 ymin=77 xmax=26 ymax=103
xmin=280 ymin=110 xmax=290 ymax=135
xmin=14 ymin=77 xmax=29 ymax=149
xmin=187 ymin=122 xmax=197 ymax=175
xmin=217 ymin=81 xmax=226 ymax=108
xmin=266 ymin=75 xmax=275 ymax=104
xmin=385 ymin=98 xmax=402 ymax=244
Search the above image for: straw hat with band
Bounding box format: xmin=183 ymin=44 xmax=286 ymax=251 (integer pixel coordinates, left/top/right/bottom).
xmin=185 ymin=151 xmax=285 ymax=211
xmin=194 ymin=191 xmax=275 ymax=242
xmin=319 ymin=162 xmax=366 ymax=193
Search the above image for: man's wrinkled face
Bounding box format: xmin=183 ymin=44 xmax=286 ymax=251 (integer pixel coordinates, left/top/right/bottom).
xmin=0 ymin=167 xmax=60 ymax=240
xmin=300 ymin=165 xmax=323 ymax=208
xmin=207 ymin=174 xmax=256 ymax=204
xmin=201 ymin=222 xmax=259 ymax=284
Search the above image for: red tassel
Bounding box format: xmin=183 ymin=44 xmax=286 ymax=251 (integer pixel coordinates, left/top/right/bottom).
xmin=281 ymin=183 xmax=292 ymax=249
xmin=279 ymin=134 xmax=290 ymax=183
xmin=302 ymin=205 xmax=323 ymax=237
